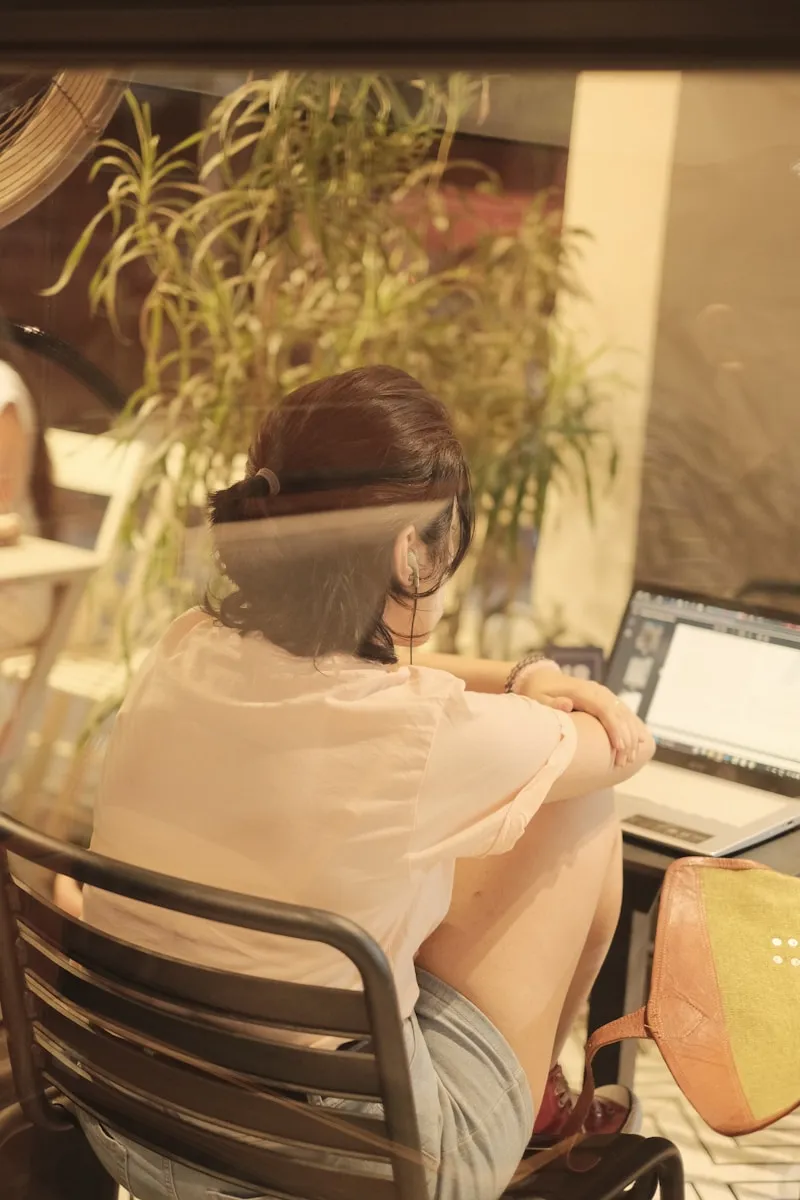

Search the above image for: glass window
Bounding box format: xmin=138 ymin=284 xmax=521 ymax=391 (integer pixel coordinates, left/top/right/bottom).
xmin=1 ymin=67 xmax=799 ymax=828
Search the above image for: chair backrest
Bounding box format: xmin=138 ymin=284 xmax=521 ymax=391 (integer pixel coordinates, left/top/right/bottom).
xmin=45 ymin=428 xmax=146 ymax=562
xmin=0 ymin=815 xmax=427 ymax=1200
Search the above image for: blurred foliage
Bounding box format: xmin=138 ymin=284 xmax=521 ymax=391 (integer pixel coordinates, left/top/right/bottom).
xmin=49 ymin=73 xmax=618 ymax=655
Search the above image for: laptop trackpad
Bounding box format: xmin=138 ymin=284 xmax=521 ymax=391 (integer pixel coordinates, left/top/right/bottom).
xmin=617 ymin=764 xmax=788 ymax=831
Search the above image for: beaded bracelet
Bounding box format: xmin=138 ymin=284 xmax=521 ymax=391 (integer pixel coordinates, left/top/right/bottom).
xmin=504 ymin=652 xmax=552 ymax=694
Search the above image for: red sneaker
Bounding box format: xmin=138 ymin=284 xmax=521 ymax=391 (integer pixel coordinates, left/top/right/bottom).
xmin=530 ymin=1064 xmax=641 ymax=1144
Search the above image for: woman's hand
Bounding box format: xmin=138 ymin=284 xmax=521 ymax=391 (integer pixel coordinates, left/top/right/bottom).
xmin=519 ymin=669 xmax=649 ymax=767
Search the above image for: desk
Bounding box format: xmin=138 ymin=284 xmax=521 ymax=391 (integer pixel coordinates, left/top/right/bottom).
xmin=587 ymin=827 xmax=800 ymax=1088
xmin=0 ymin=537 xmax=100 ymax=787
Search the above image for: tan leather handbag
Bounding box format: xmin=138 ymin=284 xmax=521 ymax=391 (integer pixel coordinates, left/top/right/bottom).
xmin=570 ymin=855 xmax=800 ymax=1139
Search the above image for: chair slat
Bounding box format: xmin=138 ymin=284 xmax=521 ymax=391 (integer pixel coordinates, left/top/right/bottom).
xmin=1 ymin=819 xmax=429 ymax=1200
xmin=23 ymin=937 xmax=381 ymax=1097
xmin=44 ymin=1062 xmax=399 ymax=1200
xmin=18 ymin=887 xmax=371 ymax=1037
xmin=35 ymin=1008 xmax=389 ymax=1160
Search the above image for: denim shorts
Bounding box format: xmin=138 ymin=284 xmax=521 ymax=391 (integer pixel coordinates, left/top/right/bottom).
xmin=79 ymin=968 xmax=533 ymax=1200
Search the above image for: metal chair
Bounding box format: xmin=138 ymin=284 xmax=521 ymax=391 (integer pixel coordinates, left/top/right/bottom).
xmin=0 ymin=814 xmax=684 ymax=1199
xmin=4 ymin=322 xmax=127 ymax=415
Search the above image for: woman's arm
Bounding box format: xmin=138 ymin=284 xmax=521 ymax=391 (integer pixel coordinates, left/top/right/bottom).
xmin=404 ymin=648 xmax=647 ymax=767
xmin=548 ymin=711 xmax=656 ymax=803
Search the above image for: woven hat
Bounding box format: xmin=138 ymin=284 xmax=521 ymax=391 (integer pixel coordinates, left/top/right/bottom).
xmin=0 ymin=70 xmax=123 ymax=229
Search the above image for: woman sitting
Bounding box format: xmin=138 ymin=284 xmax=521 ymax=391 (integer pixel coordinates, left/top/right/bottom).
xmin=77 ymin=365 xmax=654 ymax=1200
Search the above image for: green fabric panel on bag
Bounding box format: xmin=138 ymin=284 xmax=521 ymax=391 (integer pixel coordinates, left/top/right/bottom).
xmin=700 ymin=868 xmax=800 ymax=1121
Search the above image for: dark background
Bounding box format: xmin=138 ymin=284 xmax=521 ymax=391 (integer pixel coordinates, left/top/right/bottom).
xmin=5 ymin=2 xmax=800 ymax=70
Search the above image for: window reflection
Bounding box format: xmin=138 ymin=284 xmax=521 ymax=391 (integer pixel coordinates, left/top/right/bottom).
xmin=0 ymin=66 xmax=794 ymax=829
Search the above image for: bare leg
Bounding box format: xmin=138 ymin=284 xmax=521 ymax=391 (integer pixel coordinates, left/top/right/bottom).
xmin=551 ymin=829 xmax=622 ymax=1064
xmin=416 ymin=790 xmax=621 ymax=1116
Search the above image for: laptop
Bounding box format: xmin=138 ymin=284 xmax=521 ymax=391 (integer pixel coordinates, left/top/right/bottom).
xmin=604 ymin=586 xmax=800 ymax=855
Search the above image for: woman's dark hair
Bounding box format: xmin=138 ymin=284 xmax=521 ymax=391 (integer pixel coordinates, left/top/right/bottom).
xmin=206 ymin=365 xmax=473 ymax=663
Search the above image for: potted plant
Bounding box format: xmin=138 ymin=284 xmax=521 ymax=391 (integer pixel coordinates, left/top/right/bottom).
xmin=48 ymin=72 xmax=617 ymax=664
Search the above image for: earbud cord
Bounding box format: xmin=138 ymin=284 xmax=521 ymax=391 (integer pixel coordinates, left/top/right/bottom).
xmin=409 ymin=576 xmax=419 ymax=666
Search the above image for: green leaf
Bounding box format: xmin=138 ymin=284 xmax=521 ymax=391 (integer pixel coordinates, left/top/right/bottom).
xmin=41 ymin=206 xmax=111 ymax=295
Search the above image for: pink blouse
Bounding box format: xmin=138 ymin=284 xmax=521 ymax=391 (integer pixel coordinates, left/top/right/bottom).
xmin=84 ymin=610 xmax=576 ymax=1016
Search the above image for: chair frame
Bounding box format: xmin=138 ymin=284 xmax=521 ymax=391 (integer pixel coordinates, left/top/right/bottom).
xmin=0 ymin=813 xmax=428 ymax=1200
xmin=0 ymin=325 xmax=138 ymax=797
xmin=5 ymin=323 xmax=127 ymax=416
xmin=0 ymin=427 xmax=148 ymax=814
xmin=0 ymin=814 xmax=684 ymax=1200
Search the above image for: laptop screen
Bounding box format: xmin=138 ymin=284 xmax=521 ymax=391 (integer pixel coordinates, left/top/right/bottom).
xmin=605 ymin=588 xmax=800 ymax=795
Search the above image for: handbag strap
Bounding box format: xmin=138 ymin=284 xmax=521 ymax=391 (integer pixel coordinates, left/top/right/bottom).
xmin=562 ymin=1007 xmax=649 ymax=1137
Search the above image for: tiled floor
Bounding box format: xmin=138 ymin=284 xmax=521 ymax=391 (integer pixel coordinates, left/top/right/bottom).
xmin=563 ymin=1032 xmax=800 ymax=1200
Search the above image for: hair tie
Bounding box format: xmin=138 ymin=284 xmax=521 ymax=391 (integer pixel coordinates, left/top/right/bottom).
xmin=255 ymin=467 xmax=281 ymax=495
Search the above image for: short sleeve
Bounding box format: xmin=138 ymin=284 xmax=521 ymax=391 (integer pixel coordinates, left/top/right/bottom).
xmin=411 ymin=685 xmax=577 ymax=863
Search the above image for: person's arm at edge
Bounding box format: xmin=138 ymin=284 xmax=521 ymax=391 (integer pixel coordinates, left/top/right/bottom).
xmin=0 ymin=404 xmax=27 ymax=513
